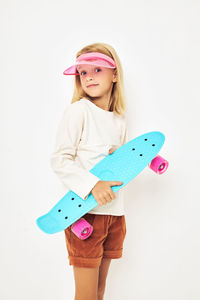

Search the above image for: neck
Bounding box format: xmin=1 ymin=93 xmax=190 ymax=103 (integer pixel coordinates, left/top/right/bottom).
xmin=89 ymin=92 xmax=113 ymax=111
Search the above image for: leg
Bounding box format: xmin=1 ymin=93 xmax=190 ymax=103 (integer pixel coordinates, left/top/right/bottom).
xmin=98 ymin=258 xmax=111 ymax=300
xmin=73 ymin=266 xmax=99 ymax=300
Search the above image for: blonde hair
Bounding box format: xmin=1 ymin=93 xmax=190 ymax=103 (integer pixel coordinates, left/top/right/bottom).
xmin=70 ymin=42 xmax=127 ymax=116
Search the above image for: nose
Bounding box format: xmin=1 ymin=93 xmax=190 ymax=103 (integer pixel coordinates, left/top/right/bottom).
xmin=86 ymin=70 xmax=94 ymax=79
xmin=86 ymin=75 xmax=94 ymax=83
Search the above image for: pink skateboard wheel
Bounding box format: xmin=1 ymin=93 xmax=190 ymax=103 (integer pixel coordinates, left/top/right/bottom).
xmin=71 ymin=218 xmax=93 ymax=240
xmin=148 ymin=155 xmax=169 ymax=174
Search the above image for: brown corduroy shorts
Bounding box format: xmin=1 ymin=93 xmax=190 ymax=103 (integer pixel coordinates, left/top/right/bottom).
xmin=64 ymin=213 xmax=127 ymax=268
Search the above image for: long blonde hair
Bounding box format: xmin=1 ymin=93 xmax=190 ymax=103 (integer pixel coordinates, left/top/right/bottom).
xmin=70 ymin=42 xmax=127 ymax=116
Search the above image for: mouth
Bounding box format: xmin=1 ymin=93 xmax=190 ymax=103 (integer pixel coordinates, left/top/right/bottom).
xmin=87 ymin=84 xmax=99 ymax=88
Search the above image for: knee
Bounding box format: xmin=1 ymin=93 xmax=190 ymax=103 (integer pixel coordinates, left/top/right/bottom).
xmin=98 ymin=285 xmax=106 ymax=298
xmin=75 ymin=291 xmax=98 ymax=300
xmin=75 ymin=296 xmax=98 ymax=300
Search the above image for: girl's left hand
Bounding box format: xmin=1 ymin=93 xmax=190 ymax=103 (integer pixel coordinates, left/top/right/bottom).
xmin=108 ymin=147 xmax=118 ymax=154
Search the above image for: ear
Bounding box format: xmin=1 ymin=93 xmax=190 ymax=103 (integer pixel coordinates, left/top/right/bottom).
xmin=112 ymin=69 xmax=117 ymax=83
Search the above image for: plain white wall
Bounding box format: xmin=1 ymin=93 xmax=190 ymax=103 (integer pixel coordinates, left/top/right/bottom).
xmin=1 ymin=0 xmax=200 ymax=299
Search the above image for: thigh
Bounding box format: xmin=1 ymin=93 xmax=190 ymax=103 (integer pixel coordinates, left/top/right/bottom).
xmin=73 ymin=265 xmax=99 ymax=299
xmin=103 ymin=215 xmax=126 ymax=259
xmin=64 ymin=213 xmax=107 ymax=268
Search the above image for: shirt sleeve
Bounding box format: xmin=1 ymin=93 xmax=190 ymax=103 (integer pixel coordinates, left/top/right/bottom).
xmin=50 ymin=103 xmax=100 ymax=200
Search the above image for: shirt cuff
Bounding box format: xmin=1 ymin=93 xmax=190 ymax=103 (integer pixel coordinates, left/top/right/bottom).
xmin=73 ymin=174 xmax=100 ymax=200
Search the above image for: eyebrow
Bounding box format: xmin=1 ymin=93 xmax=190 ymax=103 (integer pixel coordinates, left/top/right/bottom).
xmin=77 ymin=66 xmax=101 ymax=71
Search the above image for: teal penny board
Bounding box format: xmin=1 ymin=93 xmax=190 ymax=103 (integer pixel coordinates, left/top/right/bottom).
xmin=36 ymin=131 xmax=165 ymax=234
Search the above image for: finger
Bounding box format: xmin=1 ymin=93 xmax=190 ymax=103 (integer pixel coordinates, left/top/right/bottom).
xmin=107 ymin=191 xmax=114 ymax=202
xmin=98 ymin=199 xmax=104 ymax=206
xmin=100 ymin=198 xmax=106 ymax=206
xmin=109 ymin=181 xmax=123 ymax=186
xmin=109 ymin=147 xmax=118 ymax=151
xmin=98 ymin=195 xmax=106 ymax=206
xmin=108 ymin=148 xmax=114 ymax=154
xmin=102 ymin=193 xmax=111 ymax=204
xmin=107 ymin=192 xmax=113 ymax=202
xmin=100 ymin=197 xmax=106 ymax=206
xmin=110 ymin=190 xmax=116 ymax=199
xmin=109 ymin=147 xmax=118 ymax=153
xmin=94 ymin=195 xmax=103 ymax=207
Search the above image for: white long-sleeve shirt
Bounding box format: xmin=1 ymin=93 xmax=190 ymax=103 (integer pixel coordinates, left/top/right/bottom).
xmin=50 ymin=98 xmax=127 ymax=215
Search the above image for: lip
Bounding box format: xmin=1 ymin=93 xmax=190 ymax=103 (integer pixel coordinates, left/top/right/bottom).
xmin=87 ymin=84 xmax=99 ymax=88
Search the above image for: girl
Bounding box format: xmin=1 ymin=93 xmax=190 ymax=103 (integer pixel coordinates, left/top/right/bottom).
xmin=50 ymin=43 xmax=128 ymax=300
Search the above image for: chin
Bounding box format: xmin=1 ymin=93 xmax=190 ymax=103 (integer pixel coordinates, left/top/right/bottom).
xmin=85 ymin=91 xmax=102 ymax=98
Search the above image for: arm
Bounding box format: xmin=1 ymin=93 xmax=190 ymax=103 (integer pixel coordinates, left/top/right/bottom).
xmin=50 ymin=103 xmax=100 ymax=200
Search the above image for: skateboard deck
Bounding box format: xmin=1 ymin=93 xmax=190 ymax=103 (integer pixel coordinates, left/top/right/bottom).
xmin=36 ymin=131 xmax=165 ymax=234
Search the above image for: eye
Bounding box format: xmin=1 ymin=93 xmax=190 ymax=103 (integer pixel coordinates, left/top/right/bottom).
xmin=80 ymin=68 xmax=101 ymax=76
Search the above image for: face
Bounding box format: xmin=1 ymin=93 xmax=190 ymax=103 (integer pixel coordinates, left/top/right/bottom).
xmin=77 ymin=64 xmax=117 ymax=98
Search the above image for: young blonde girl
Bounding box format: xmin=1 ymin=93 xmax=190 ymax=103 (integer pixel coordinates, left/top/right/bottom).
xmin=50 ymin=42 xmax=128 ymax=300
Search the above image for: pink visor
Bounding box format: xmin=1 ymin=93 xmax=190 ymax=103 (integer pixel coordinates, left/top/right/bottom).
xmin=63 ymin=52 xmax=117 ymax=75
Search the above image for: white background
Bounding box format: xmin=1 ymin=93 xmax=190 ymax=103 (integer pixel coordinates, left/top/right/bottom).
xmin=1 ymin=0 xmax=200 ymax=299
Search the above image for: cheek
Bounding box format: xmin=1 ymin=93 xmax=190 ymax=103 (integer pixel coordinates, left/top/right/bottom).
xmin=102 ymin=76 xmax=113 ymax=88
xmin=80 ymin=78 xmax=85 ymax=86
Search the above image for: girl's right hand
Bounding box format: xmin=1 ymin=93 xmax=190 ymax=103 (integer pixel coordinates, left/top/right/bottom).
xmin=91 ymin=180 xmax=123 ymax=206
